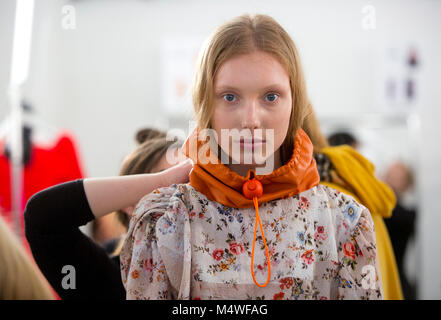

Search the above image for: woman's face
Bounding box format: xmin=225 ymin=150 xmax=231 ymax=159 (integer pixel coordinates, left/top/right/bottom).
xmin=211 ymin=51 xmax=292 ymax=168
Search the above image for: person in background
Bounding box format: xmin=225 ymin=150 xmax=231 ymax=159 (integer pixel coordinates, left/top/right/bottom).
xmin=302 ymin=110 xmax=404 ymax=300
xmin=0 ymin=215 xmax=54 ymax=300
xmin=91 ymin=128 xmax=180 ymax=250
xmin=383 ymin=161 xmax=417 ymax=300
xmin=24 ymin=128 xmax=186 ymax=299
xmin=328 ymin=131 xmax=359 ymax=149
xmin=96 ymin=128 xmax=184 ymax=256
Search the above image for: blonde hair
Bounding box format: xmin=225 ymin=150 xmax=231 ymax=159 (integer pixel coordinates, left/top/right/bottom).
xmin=0 ymin=216 xmax=54 ymax=300
xmin=192 ymin=14 xmax=312 ymax=164
xmin=301 ymin=106 xmax=329 ymax=153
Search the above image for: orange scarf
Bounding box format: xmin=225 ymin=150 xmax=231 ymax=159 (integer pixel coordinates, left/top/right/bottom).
xmin=182 ymin=128 xmax=320 ymax=208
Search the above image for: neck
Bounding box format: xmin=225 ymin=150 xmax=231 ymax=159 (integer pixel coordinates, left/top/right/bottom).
xmin=225 ymin=149 xmax=283 ymax=177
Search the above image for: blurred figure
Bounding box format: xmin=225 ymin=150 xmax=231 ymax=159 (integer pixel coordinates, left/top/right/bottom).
xmin=0 ymin=215 xmax=54 ymax=300
xmin=383 ymin=161 xmax=417 ymax=300
xmin=91 ymin=128 xmax=174 ymax=247
xmin=328 ymin=131 xmax=359 ymax=149
xmin=302 ymin=110 xmax=404 ymax=300
xmin=24 ymin=127 xmax=185 ymax=299
xmin=94 ymin=128 xmax=183 ymax=255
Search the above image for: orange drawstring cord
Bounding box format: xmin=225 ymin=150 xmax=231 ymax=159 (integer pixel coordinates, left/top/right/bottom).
xmin=243 ymin=178 xmax=271 ymax=287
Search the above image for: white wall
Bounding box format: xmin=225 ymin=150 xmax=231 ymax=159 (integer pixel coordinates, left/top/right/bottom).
xmin=0 ymin=0 xmax=16 ymax=120
xmin=1 ymin=0 xmax=440 ymax=298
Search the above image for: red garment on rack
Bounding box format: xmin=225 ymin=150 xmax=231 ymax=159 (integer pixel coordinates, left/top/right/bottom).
xmin=0 ymin=131 xmax=85 ymax=242
xmin=0 ymin=131 xmax=85 ymax=300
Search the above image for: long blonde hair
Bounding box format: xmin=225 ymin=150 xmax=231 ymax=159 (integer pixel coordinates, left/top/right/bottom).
xmin=0 ymin=216 xmax=54 ymax=300
xmin=192 ymin=14 xmax=312 ymax=164
xmin=301 ymin=106 xmax=329 ymax=153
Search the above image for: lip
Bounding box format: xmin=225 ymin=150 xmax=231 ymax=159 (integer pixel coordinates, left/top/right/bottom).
xmin=237 ymin=139 xmax=266 ymax=150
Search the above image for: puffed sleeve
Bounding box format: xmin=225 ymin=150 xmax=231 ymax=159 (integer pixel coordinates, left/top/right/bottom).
xmin=120 ymin=184 xmax=191 ymax=300
xmin=332 ymin=204 xmax=384 ymax=300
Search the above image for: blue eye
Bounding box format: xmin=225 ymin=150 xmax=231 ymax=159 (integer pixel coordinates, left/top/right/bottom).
xmin=223 ymin=94 xmax=236 ymax=102
xmin=265 ymin=93 xmax=279 ymax=102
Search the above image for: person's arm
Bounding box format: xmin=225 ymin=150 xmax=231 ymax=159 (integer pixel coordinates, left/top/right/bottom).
xmin=24 ymin=179 xmax=126 ymax=299
xmin=83 ymin=159 xmax=193 ymax=218
xmin=24 ymin=159 xmax=192 ymax=299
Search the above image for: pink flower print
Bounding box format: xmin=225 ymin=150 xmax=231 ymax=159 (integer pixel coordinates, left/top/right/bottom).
xmin=212 ymin=249 xmax=224 ymax=261
xmin=343 ymin=242 xmax=356 ymax=260
xmin=279 ymin=277 xmax=294 ymax=290
xmin=144 ymin=258 xmax=153 ymax=272
xmin=273 ymin=292 xmax=285 ymax=300
xmin=269 ymin=246 xmax=276 ymax=262
xmin=256 ymin=261 xmax=268 ymax=274
xmin=229 ymin=242 xmax=245 ymax=255
xmin=314 ymin=226 xmax=328 ymax=241
xmin=300 ymin=196 xmax=310 ymax=210
xmin=269 ymin=246 xmax=275 ymax=255
xmin=301 ymin=249 xmax=314 ymax=264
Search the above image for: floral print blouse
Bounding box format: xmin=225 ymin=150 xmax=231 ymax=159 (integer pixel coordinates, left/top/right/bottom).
xmin=120 ymin=183 xmax=383 ymax=300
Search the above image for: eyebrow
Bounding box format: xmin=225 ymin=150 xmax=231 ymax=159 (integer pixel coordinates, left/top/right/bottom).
xmin=215 ymin=84 xmax=288 ymax=93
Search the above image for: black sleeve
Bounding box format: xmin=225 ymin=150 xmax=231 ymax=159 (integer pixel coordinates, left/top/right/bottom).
xmin=24 ymin=179 xmax=126 ymax=300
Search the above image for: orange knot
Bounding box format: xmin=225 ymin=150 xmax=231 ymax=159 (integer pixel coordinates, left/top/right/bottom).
xmin=242 ymin=178 xmax=271 ymax=288
xmin=242 ymin=178 xmax=263 ymax=199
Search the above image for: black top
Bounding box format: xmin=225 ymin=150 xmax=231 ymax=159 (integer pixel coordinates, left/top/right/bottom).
xmin=24 ymin=179 xmax=126 ymax=300
xmin=384 ymin=203 xmax=417 ymax=300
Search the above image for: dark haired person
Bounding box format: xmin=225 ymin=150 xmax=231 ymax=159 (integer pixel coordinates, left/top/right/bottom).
xmin=24 ymin=129 xmax=188 ymax=299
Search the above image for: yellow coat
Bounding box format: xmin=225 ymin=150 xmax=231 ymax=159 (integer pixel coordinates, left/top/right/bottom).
xmin=320 ymin=145 xmax=403 ymax=300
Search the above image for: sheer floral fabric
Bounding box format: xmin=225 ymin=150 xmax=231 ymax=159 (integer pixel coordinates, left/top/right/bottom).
xmin=120 ymin=183 xmax=383 ymax=300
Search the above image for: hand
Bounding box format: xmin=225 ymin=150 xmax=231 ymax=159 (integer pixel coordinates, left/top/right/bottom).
xmin=159 ymin=158 xmax=193 ymax=187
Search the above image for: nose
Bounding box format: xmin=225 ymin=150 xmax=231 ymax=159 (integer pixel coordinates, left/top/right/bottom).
xmin=241 ymin=99 xmax=261 ymax=130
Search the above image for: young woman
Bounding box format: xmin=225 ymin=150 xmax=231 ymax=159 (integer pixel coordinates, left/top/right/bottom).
xmin=119 ymin=14 xmax=383 ymax=300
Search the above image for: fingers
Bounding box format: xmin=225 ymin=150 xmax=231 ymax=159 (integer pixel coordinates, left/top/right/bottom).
xmin=178 ymin=159 xmax=194 ymax=183
xmin=161 ymin=158 xmax=193 ymax=186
